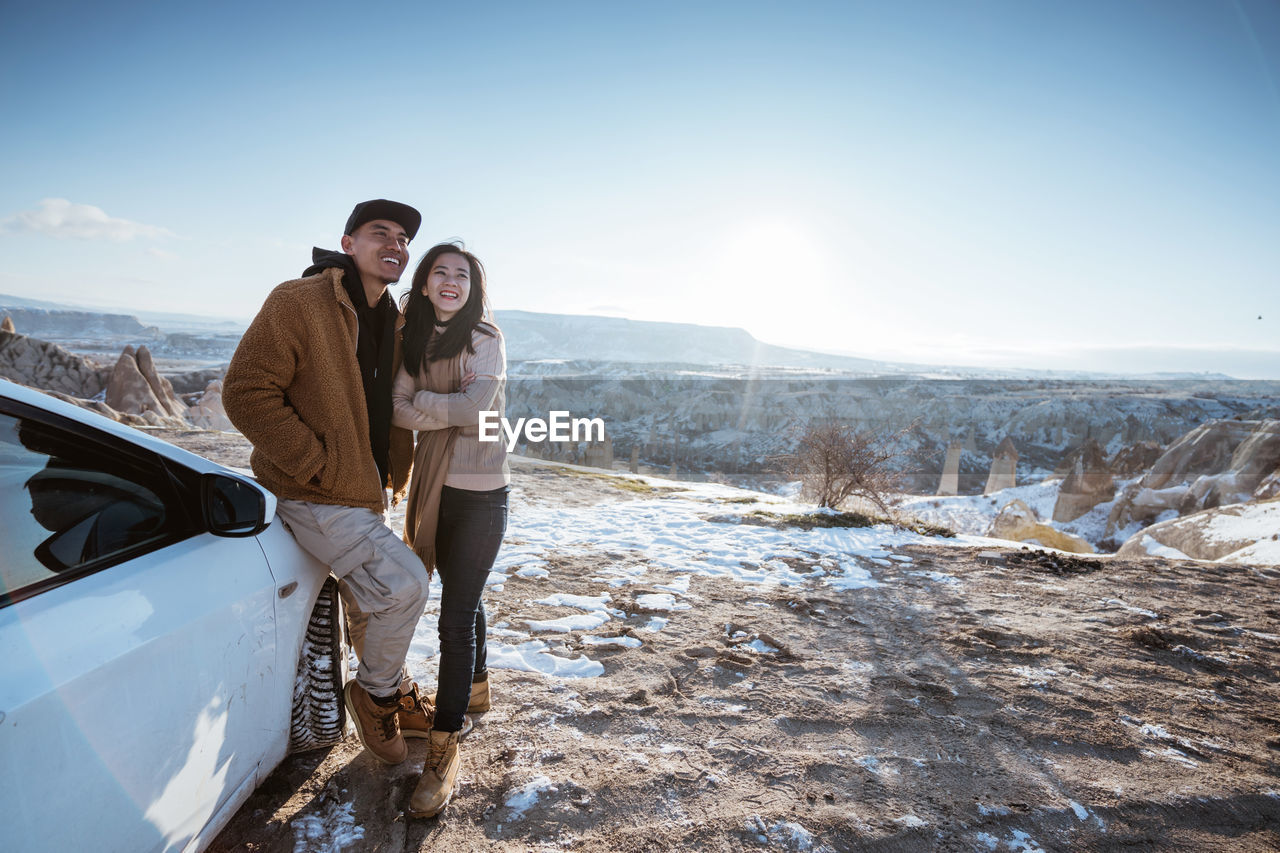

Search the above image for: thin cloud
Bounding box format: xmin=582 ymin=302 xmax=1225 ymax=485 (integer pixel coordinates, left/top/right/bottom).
xmin=2 ymin=198 xmax=174 ymax=241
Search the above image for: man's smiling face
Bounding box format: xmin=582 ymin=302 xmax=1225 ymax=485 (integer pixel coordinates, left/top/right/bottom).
xmin=341 ymin=219 xmax=410 ymax=287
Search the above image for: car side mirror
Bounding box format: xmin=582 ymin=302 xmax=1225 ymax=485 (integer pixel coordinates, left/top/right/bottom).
xmin=202 ymin=472 xmax=269 ymax=537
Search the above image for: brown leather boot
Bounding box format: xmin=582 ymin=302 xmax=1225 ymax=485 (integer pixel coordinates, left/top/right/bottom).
xmin=397 ymin=679 xmax=435 ymax=740
xmin=408 ymin=729 xmax=461 ymax=818
xmin=344 ymin=681 xmax=407 ymax=764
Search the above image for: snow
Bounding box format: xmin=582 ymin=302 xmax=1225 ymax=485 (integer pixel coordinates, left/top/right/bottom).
xmin=580 ymin=635 xmax=642 ymax=648
xmin=1105 ymin=598 xmax=1158 ymax=619
xmin=900 ymin=480 xmax=1061 ymax=536
xmin=655 ymin=574 xmax=691 ymax=594
xmin=1011 ymin=666 xmax=1059 ymax=687
xmin=1199 ymin=501 xmax=1280 ymax=562
xmin=908 ymin=570 xmax=961 ymax=585
xmin=823 ymin=562 xmax=880 ymax=590
xmin=503 ymin=775 xmax=556 ymax=820
xmin=634 ymin=593 xmax=691 ymax=612
xmin=899 ymin=477 xmax=1137 ymax=549
xmin=1128 ymin=500 xmax=1280 ymax=565
xmin=534 ymin=592 xmax=615 ymax=612
xmin=1140 ymin=535 xmax=1190 ymax=560
xmin=485 ymin=639 xmax=604 ymax=678
xmin=291 ymin=799 xmax=364 ymax=853
xmin=387 ymin=467 xmax=1277 ymax=686
xmin=524 ymin=612 xmax=612 ymax=633
xmin=746 ymin=816 xmax=823 ymax=851
xmin=515 ymin=565 xmax=550 ymax=579
xmin=1006 ymin=830 xmax=1047 ymax=852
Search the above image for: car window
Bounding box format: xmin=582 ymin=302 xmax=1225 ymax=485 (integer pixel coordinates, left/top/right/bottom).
xmin=0 ymin=411 xmax=193 ymax=604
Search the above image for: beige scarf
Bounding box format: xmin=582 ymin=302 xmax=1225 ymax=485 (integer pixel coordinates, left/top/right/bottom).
xmin=402 ymin=347 xmax=462 ymax=576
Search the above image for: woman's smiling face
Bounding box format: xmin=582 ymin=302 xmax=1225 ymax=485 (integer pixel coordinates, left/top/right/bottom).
xmin=423 ymin=252 xmax=472 ymax=321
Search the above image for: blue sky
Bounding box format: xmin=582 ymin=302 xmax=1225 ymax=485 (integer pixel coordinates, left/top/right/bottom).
xmin=2 ymin=0 xmax=1278 ymax=377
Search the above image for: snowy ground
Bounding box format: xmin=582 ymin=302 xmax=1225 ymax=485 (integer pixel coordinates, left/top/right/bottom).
xmin=140 ymin=425 xmax=1280 ymax=850
xmin=395 ymin=460 xmax=1005 ymax=683
xmin=200 ymin=452 xmax=1280 ymax=853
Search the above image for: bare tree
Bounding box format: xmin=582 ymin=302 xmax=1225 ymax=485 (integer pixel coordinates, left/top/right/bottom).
xmin=773 ymin=421 xmax=908 ymax=514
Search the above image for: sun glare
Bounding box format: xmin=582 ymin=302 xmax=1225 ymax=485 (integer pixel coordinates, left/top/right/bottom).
xmin=703 ymin=218 xmax=830 ymax=337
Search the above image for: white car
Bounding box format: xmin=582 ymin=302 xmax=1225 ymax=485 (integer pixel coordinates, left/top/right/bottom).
xmin=0 ymin=378 xmax=350 ymax=853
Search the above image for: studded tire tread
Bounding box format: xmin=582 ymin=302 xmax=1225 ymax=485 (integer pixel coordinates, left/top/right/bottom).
xmin=288 ymin=577 xmax=349 ymax=753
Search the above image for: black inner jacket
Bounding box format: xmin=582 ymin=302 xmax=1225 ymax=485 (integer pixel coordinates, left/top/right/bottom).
xmin=304 ymin=248 xmax=397 ymax=490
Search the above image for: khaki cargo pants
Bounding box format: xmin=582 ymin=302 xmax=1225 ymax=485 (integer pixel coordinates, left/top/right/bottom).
xmin=275 ymin=499 xmax=429 ymax=699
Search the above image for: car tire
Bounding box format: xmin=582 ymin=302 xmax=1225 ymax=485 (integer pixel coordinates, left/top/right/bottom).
xmin=288 ymin=576 xmax=350 ymax=752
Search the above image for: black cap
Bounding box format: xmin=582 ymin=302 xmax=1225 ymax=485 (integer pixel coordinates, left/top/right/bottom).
xmin=344 ymin=199 xmax=422 ymax=241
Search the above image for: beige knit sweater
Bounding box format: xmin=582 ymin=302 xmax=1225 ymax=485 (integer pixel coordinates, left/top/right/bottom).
xmin=391 ymin=323 xmax=509 ymax=491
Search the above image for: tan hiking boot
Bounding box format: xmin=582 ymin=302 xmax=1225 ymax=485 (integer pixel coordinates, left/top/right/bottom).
xmin=344 ymin=681 xmax=407 ymax=764
xmin=468 ymin=674 xmax=491 ymax=712
xmin=398 ymin=680 xmax=435 ymax=740
xmin=408 ymin=729 xmax=461 ymax=818
xmin=434 ymin=673 xmax=490 ymax=713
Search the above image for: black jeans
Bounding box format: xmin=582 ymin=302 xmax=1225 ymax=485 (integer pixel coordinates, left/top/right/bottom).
xmin=433 ymin=484 xmax=508 ymax=733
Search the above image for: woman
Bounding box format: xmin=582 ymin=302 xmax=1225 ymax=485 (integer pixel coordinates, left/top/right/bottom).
xmin=391 ymin=242 xmax=508 ymax=819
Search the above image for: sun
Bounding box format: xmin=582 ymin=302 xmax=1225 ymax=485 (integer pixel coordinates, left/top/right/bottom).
xmin=702 ymin=217 xmax=833 ymax=341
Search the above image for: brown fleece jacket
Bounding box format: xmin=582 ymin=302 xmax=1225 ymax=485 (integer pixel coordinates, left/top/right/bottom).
xmin=223 ymin=267 xmax=412 ymax=511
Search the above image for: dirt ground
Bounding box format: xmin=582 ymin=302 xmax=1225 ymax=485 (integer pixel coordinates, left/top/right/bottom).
xmin=155 ymin=430 xmax=1280 ymax=853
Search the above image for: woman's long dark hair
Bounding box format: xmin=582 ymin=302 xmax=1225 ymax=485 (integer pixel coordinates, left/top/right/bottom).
xmin=400 ymin=242 xmax=495 ymax=377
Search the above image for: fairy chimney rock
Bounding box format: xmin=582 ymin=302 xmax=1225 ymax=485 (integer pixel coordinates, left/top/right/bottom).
xmin=936 ymin=441 xmax=962 ymax=496
xmin=983 ymin=437 xmax=1018 ymax=495
xmin=580 ymin=431 xmax=614 ymax=470
xmin=187 ymin=379 xmax=235 ymax=431
xmin=1052 ymin=438 xmax=1116 ymax=522
xmin=105 ymin=345 xmax=188 ymax=426
xmin=135 ymin=345 xmax=187 ymax=419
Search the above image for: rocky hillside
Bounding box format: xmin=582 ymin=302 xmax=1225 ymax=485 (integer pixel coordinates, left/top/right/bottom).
xmin=0 ymin=327 xmax=110 ymax=397
xmin=507 ymin=376 xmax=1280 ymax=492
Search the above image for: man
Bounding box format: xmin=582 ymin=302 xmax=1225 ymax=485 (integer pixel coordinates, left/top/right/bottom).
xmin=223 ymin=199 xmax=434 ymax=766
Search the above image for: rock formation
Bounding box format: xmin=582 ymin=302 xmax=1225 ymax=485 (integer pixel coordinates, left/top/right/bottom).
xmin=187 ymin=379 xmax=235 ymax=431
xmin=1107 ymin=441 xmax=1163 ymax=479
xmin=983 ymin=437 xmax=1017 ymax=495
xmin=42 ymin=389 xmax=161 ymax=428
xmin=1107 ymin=419 xmax=1280 ymax=537
xmin=988 ymin=499 xmax=1094 ymax=554
xmin=1052 ymin=438 xmax=1115 ymax=522
xmin=104 ymin=345 xmax=188 ymax=427
xmin=1254 ymin=467 xmax=1280 ymax=501
xmin=580 ymin=431 xmax=614 ymax=470
xmin=0 ymin=329 xmax=110 ymax=397
xmin=167 ymin=367 xmax=228 ymax=396
xmin=936 ymin=441 xmax=961 ymax=496
xmin=499 ymin=373 xmax=1280 ymax=492
xmin=1 ymin=315 xmax=14 ymax=333
xmin=1116 ymin=497 xmax=1280 ymax=565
